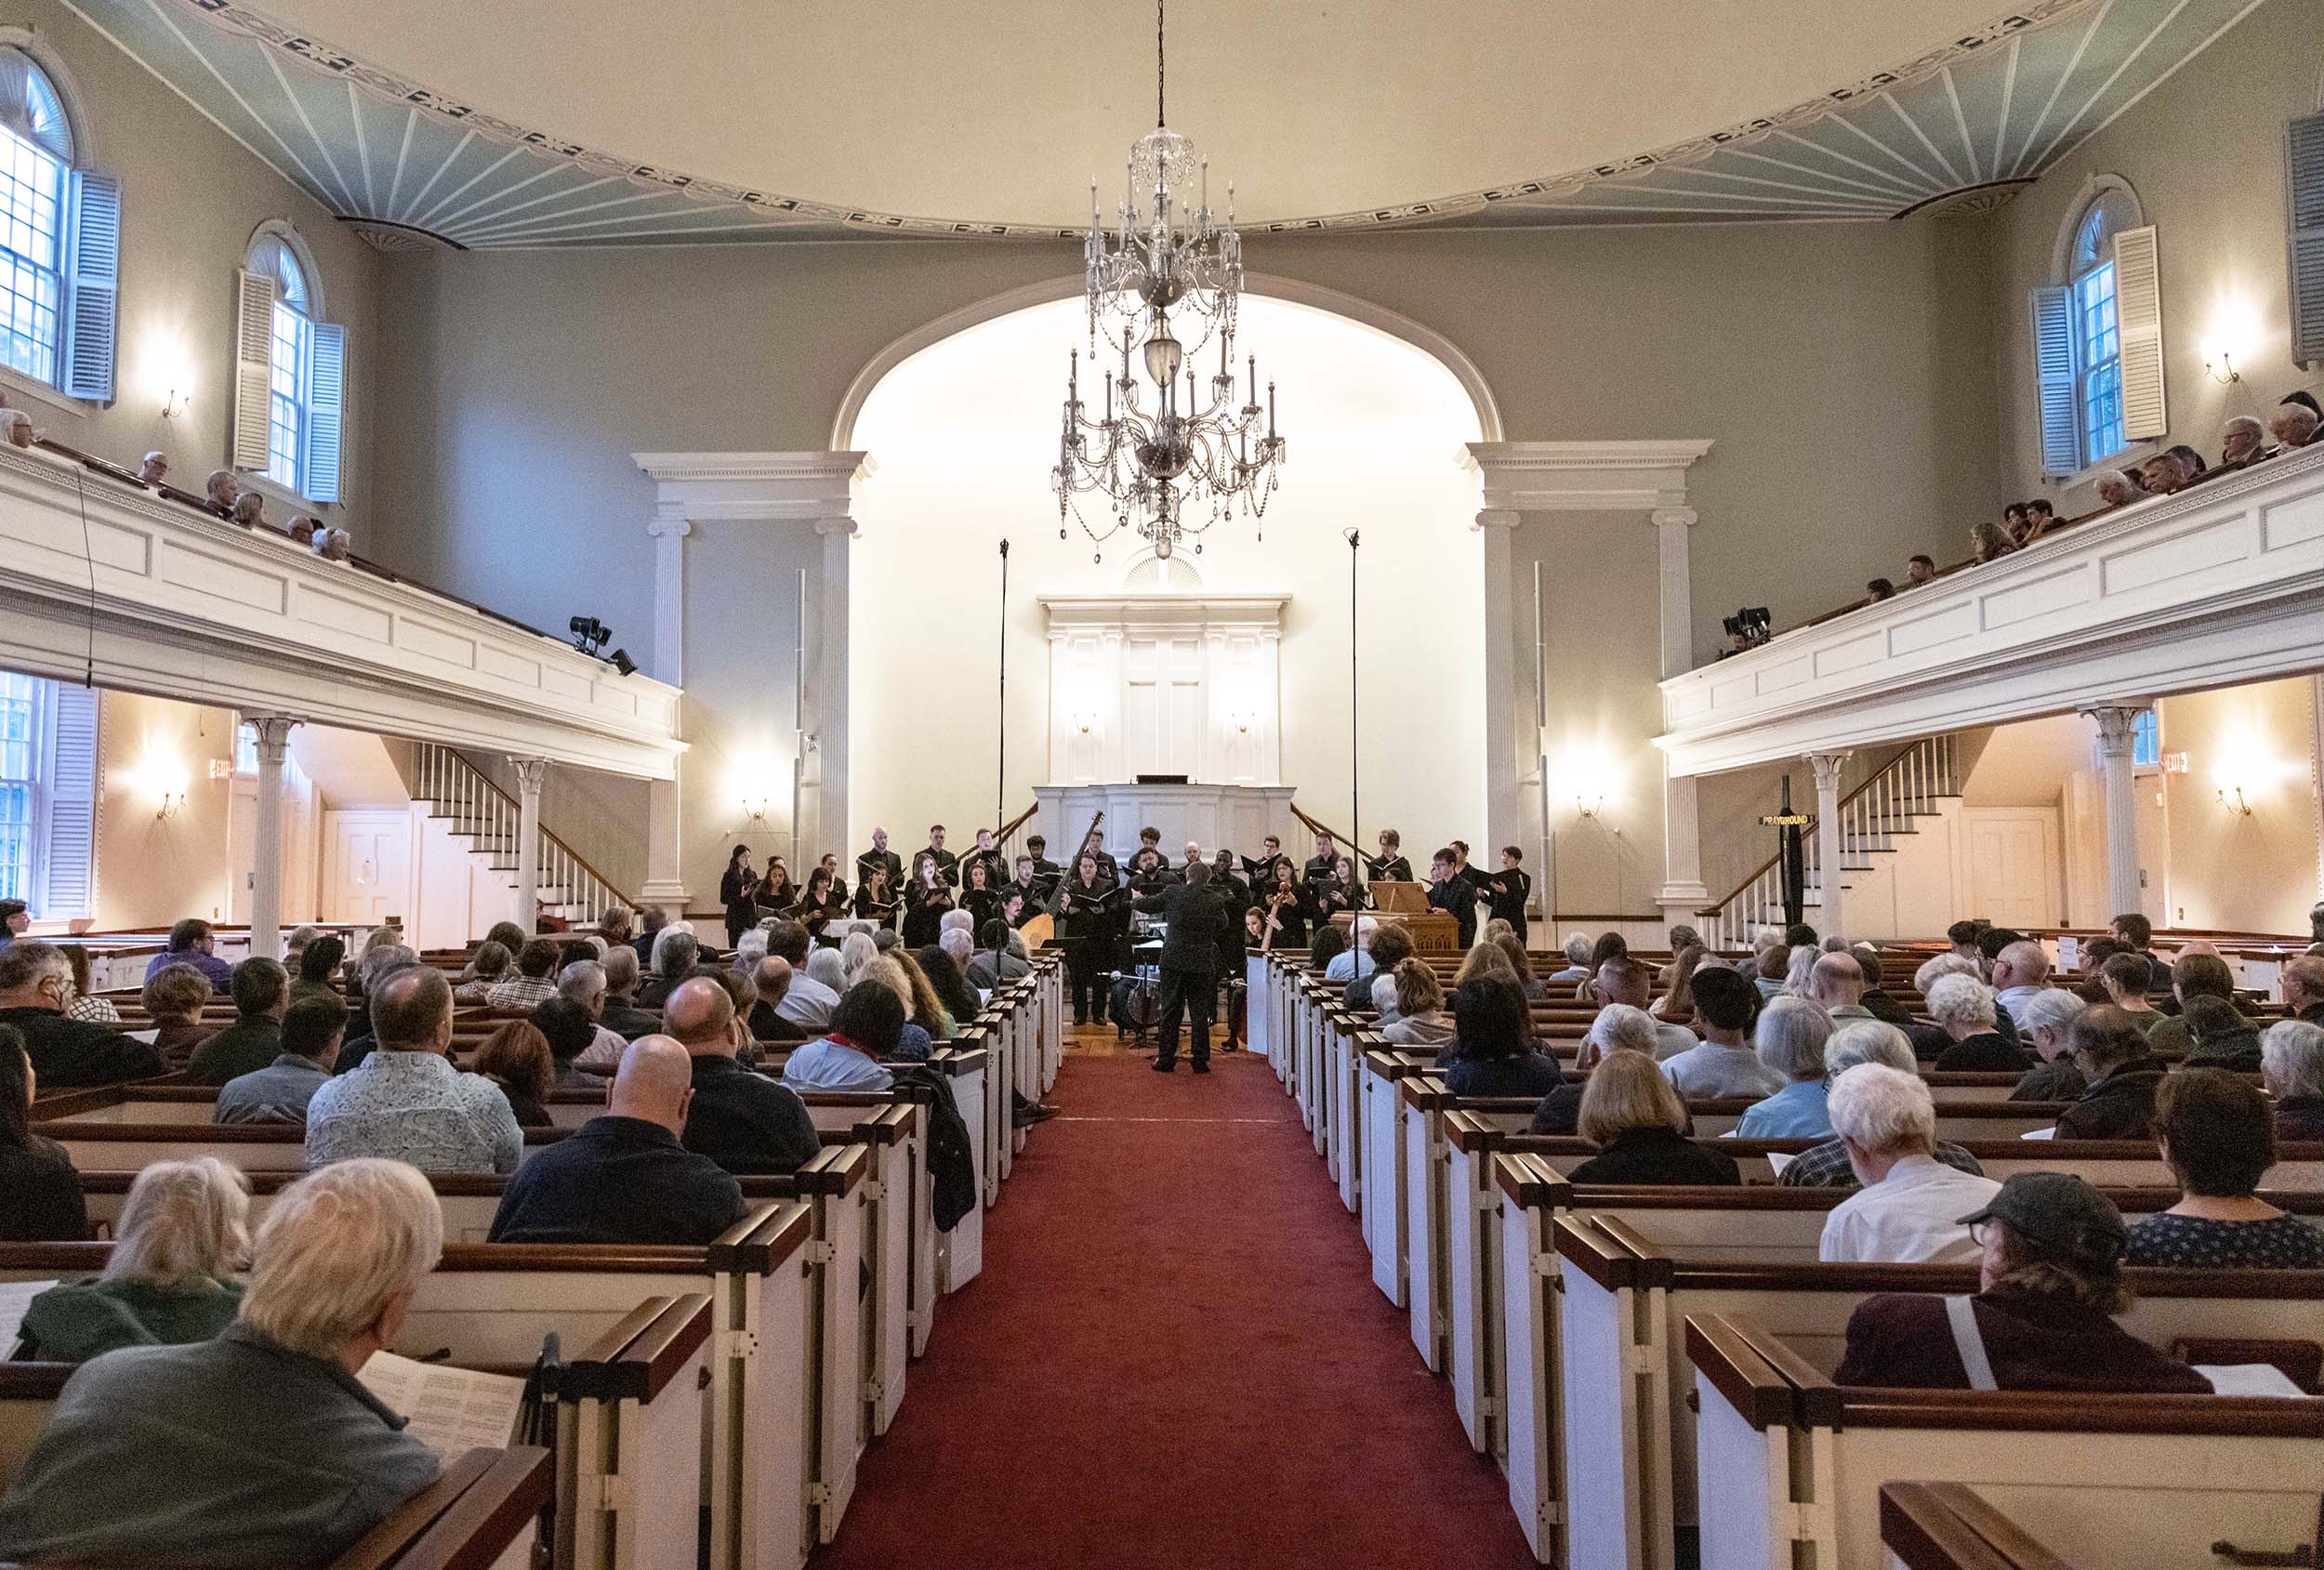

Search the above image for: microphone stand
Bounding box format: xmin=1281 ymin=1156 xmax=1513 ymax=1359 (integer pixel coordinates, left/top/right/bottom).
xmin=997 ymin=538 xmax=1010 ymax=846
xmin=1345 ymin=527 xmax=1360 ymax=881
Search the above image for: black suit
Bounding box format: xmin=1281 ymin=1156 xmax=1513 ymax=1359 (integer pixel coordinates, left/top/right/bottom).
xmin=1134 ymin=882 xmax=1230 ymax=1067
xmin=854 ymin=847 xmax=904 ymax=892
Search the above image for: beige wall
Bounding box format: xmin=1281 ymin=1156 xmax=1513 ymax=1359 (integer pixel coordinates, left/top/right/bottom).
xmin=1991 ymin=0 xmax=2321 ymax=508
xmin=2154 ymin=679 xmax=2324 ymax=934
xmin=94 ymin=689 xmax=233 ymax=929
xmin=7 ymin=0 xmax=379 ymax=519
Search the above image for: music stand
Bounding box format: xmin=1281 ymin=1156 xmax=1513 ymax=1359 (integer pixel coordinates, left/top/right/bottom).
xmin=1367 ymin=880 xmax=1429 ymax=915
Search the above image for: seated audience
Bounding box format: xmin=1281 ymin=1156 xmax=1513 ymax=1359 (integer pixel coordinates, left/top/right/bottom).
xmin=1593 ymin=956 xmax=1697 ymax=1059
xmin=141 ymin=918 xmax=231 ymax=991
xmin=667 ymin=976 xmax=820 ymax=1174
xmin=1903 ymin=552 xmax=1937 ymax=587
xmin=1567 ymin=1051 xmax=1738 ymax=1187
xmin=968 ymin=918 xmax=1033 ymax=990
xmin=0 ymin=942 xmax=163 ymax=1086
xmin=0 ymin=1159 xmax=447 ymax=1566
xmin=598 ymin=944 xmax=663 ymax=1040
xmin=2009 ymin=988 xmax=2089 ymax=1102
xmin=784 ymin=981 xmax=905 ymax=1092
xmin=1798 ymin=951 xmax=1869 ymax=1021
xmin=1987 ymin=940 xmax=2051 ymax=1027
xmin=0 ymin=1024 xmax=86 ymax=1240
xmin=59 ymin=944 xmax=115 ymax=1025
xmin=1778 ymin=1023 xmax=1985 ymax=1188
xmin=1817 ymin=1065 xmax=2000 ymax=1264
xmin=2262 ymin=1020 xmax=2324 ymax=1141
xmin=2020 ymin=497 xmax=2055 ymax=540
xmin=2138 ymin=449 xmax=2189 ymax=495
xmin=2052 ymin=1005 xmax=2168 ymax=1141
xmin=2093 ymin=467 xmax=2145 ymax=506
xmin=1780 ymin=943 xmax=1820 ymax=997
xmin=1549 ymin=932 xmax=1594 ymax=984
xmin=2124 ymin=1068 xmax=2324 ymax=1269
xmin=2093 ymin=951 xmax=2164 ymax=1035
xmin=141 ymin=961 xmax=216 ymax=1066
xmin=861 ymin=956 xmax=937 ymax=1062
xmin=290 ymin=934 xmax=345 ymax=1006
xmin=186 ymin=957 xmax=290 ymax=1086
xmin=1732 ymin=997 xmax=1834 ymax=1139
xmin=528 ymin=996 xmax=600 ymax=1092
xmin=451 ymin=938 xmax=510 ymax=1004
xmin=489 ymin=1036 xmax=748 ymax=1246
xmin=1648 ymin=942 xmax=1707 ymax=1023
xmin=915 ymin=944 xmax=980 ymax=1035
xmin=2106 ymin=913 xmax=2167 ymax=991
xmin=747 ymin=955 xmax=809 ymax=1043
xmin=2221 ymin=415 xmax=2270 ymax=466
xmin=472 ymin=1020 xmax=556 ymax=1128
xmin=2176 ymin=994 xmax=2262 ymax=1072
xmin=1850 ymin=946 xmax=1917 ymax=1029
xmin=487 ymin=937 xmax=562 ymax=1010
xmin=2165 ymin=442 xmax=2208 ymax=482
xmin=1493 ymin=931 xmax=1548 ymax=1001
xmin=1833 ymin=1172 xmax=2208 ymax=1392
xmin=1439 ymin=975 xmax=1563 ymax=1100
xmin=1659 ymin=966 xmax=1782 ymax=1099
xmin=1380 ymin=957 xmax=1455 ymax=1048
xmin=305 ymin=967 xmax=522 ymax=1174
xmin=1864 ymin=576 xmax=1895 ymax=601
xmin=1343 ymin=924 xmax=1414 ymax=1009
xmin=1926 ymin=975 xmax=2030 ymax=1072
xmin=1970 ymin=518 xmax=2017 ymax=561
xmin=2288 ymin=955 xmax=2324 ymax=1026
xmin=215 ymin=994 xmax=346 ymax=1126
xmin=1751 ymin=943 xmax=1791 ymax=1001
xmin=638 ymin=925 xmax=700 ymax=1009
xmin=1530 ymin=1004 xmax=1659 ymax=1136
xmin=765 ymin=920 xmax=838 ymax=1032
xmin=597 ymin=904 xmax=635 ymax=953
xmin=632 ymin=904 xmax=668 ymax=968
xmin=1367 ymin=970 xmax=1399 ymax=1026
xmin=19 ymin=1158 xmax=249 ymax=1361
xmin=2267 ymin=397 xmax=2320 ymax=451
xmin=2147 ymin=951 xmax=2247 ymax=1059
xmin=1321 ymin=917 xmax=1379 ymax=984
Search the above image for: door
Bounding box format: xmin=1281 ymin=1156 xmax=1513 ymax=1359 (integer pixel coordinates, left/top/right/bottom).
xmin=1964 ymin=809 xmax=2058 ymax=929
xmin=225 ymin=783 xmax=255 ymax=925
xmin=324 ymin=810 xmax=411 ymax=926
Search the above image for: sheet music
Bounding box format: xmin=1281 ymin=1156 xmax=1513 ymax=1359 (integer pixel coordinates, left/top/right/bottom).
xmin=2195 ymin=1364 xmax=2305 ymax=1397
xmin=1763 ymin=1152 xmax=1795 ymax=1176
xmin=359 ymin=1351 xmax=526 ymax=1459
xmin=2018 ymin=1125 xmax=2058 ymax=1141
xmin=0 ymin=1279 xmax=59 ymax=1355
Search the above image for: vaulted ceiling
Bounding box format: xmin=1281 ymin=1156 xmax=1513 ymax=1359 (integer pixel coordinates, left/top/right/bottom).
xmin=65 ymin=0 xmax=2262 ymax=248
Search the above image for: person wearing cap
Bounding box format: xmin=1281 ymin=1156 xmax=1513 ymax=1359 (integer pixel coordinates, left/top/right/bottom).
xmin=1833 ymin=1172 xmax=2210 ymax=1392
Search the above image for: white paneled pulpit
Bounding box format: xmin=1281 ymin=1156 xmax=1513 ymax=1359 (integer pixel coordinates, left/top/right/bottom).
xmin=1037 ymin=577 xmax=1296 ymax=861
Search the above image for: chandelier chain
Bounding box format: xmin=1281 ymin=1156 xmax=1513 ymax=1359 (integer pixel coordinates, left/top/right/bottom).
xmin=1156 ymin=0 xmax=1166 ymax=128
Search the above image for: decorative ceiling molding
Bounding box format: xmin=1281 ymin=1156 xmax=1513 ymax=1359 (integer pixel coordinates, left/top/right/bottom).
xmin=69 ymin=0 xmax=2262 ymax=245
xmin=1463 ymin=440 xmax=1715 ymax=512
xmin=632 ymin=450 xmax=874 ymax=524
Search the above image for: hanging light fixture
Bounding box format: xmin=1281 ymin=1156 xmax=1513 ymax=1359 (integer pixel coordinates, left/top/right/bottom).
xmin=1051 ymin=0 xmax=1286 ymax=561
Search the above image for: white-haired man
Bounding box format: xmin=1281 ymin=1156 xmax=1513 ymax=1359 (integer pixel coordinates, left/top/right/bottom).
xmin=0 ymin=1159 xmax=446 ymax=1563
xmin=2222 ymin=416 xmax=2272 ymax=467
xmin=1817 ymin=1064 xmax=2000 ymax=1264
xmin=2268 ymin=400 xmax=2320 ymax=453
xmin=1779 ymin=1023 xmax=1987 ymax=1188
xmin=1988 ymin=940 xmax=2053 ymax=1031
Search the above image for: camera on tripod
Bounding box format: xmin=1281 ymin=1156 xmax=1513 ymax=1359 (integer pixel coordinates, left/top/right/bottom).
xmin=1721 ymin=605 xmax=1773 ymax=653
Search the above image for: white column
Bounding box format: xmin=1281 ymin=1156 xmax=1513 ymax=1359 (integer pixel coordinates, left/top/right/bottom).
xmin=640 ymin=766 xmax=690 ymax=911
xmin=646 ymin=515 xmax=693 ymax=686
xmin=510 ymin=756 xmax=548 ymax=931
xmin=247 ymin=716 xmax=297 ymax=960
xmin=1474 ymin=508 xmax=1524 ymax=866
xmin=1651 ymin=506 xmax=1710 ymax=928
xmin=2083 ymin=706 xmax=2147 ymax=918
xmin=1808 ymin=750 xmax=1852 ymax=939
xmin=811 ymin=517 xmax=854 ymax=865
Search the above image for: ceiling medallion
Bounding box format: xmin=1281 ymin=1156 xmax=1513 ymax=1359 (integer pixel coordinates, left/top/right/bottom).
xmin=1050 ymin=0 xmax=1286 ymax=562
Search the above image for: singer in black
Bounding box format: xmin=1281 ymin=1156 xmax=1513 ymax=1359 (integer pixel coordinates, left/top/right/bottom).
xmin=1301 ymin=832 xmax=1341 ymax=897
xmin=720 ymin=844 xmax=759 ymax=948
xmin=1062 ymin=854 xmax=1123 ymax=1025
xmin=853 ymin=864 xmax=901 ymax=930
xmin=1482 ymin=846 xmax=1534 ymax=943
xmin=962 ymin=827 xmax=1009 ymax=893
xmin=1024 ymin=835 xmax=1062 ymax=884
xmin=1367 ymin=828 xmax=1414 ymax=885
xmin=1241 ymin=834 xmax=1289 ymax=893
xmin=854 ymin=828 xmax=903 ymax=898
xmin=1077 ymin=830 xmax=1119 ymax=887
xmin=1427 ymin=846 xmax=1479 ymax=950
xmin=1134 ymin=861 xmax=1231 ymax=1074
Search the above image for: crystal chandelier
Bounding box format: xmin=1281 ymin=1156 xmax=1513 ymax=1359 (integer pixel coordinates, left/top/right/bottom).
xmin=1050 ymin=0 xmax=1286 ymax=561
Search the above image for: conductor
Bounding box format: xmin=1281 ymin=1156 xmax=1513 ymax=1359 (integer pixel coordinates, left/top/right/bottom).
xmin=1133 ymin=861 xmax=1230 ymax=1075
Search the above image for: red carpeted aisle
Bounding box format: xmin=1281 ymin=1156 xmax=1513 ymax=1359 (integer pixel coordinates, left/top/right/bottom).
xmin=815 ymin=1044 xmax=1536 ymax=1570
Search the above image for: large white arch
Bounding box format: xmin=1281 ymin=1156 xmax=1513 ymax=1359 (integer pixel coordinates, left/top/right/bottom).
xmin=829 ymin=270 xmax=1505 ymax=451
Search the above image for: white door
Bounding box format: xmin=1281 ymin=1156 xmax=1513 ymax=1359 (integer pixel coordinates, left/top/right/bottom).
xmin=1964 ymin=809 xmax=2058 ymax=930
xmin=225 ymin=783 xmax=256 ymax=925
xmin=324 ymin=811 xmax=412 ymax=926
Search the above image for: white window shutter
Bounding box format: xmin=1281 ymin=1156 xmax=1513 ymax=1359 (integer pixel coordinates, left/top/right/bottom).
xmin=60 ymin=172 xmax=118 ymax=402
xmin=38 ymin=683 xmax=95 ymax=918
xmin=2030 ymin=285 xmax=2079 ymax=478
xmin=2289 ymin=112 xmax=2324 ymax=369
xmin=231 ymin=269 xmax=274 ymax=473
xmin=305 ymin=321 xmax=345 ymax=504
xmin=2112 ymin=224 xmax=2166 ymax=441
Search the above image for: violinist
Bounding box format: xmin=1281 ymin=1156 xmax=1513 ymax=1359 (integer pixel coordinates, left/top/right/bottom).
xmin=1261 ymin=863 xmax=1309 ymax=952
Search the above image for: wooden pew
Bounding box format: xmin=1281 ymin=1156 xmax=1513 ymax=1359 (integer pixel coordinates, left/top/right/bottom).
xmin=1880 ymin=1481 xmax=2083 ymax=1570
xmin=1689 ymin=1313 xmax=2324 ymax=1570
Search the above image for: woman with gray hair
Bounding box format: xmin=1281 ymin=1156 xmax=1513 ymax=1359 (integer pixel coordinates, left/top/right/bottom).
xmin=837 ymin=930 xmax=879 ymax=989
xmin=1779 ymin=1022 xmax=1987 ymax=1188
xmin=2009 ymin=989 xmax=2088 ymax=1102
xmin=1549 ymin=931 xmax=1594 ymax=984
xmin=1926 ymin=973 xmax=2030 ymax=1073
xmin=732 ymin=927 xmax=772 ymax=975
xmin=1733 ymin=997 xmax=1835 ymax=1138
xmin=18 ymin=1157 xmax=250 ymax=1361
xmin=0 ymin=1158 xmax=446 ymax=1564
xmin=2262 ymin=1019 xmax=2324 ymax=1141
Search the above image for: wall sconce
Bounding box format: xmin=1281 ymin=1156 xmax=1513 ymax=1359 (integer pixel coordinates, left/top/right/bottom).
xmin=2217 ymin=785 xmax=2252 ymax=817
xmin=738 ymin=796 xmax=773 ymax=829
xmin=160 ymin=387 xmax=191 ymax=419
xmin=2203 ymin=350 xmax=2239 ymax=386
xmin=154 ymin=789 xmax=185 ymax=821
xmin=1575 ymin=790 xmax=1604 ymax=820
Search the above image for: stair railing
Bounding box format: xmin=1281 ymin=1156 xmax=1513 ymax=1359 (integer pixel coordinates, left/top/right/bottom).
xmin=410 ymin=744 xmax=636 ymax=921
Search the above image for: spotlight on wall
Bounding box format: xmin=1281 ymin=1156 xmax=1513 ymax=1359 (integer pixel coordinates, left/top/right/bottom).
xmin=568 ymin=616 xmax=610 ymax=657
xmin=609 ymin=648 xmax=638 ymax=678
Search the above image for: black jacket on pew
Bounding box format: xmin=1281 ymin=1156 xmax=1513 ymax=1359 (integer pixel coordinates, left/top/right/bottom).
xmin=490 ymin=1115 xmax=746 ymax=1245
xmin=1932 ymin=1032 xmax=2031 ymax=1073
xmin=0 ymin=1007 xmax=162 ymax=1088
xmin=0 ymin=1136 xmax=88 ymax=1240
xmin=682 ymin=1055 xmax=822 ymax=1174
xmin=2054 ymin=1057 xmax=2170 ymax=1141
xmin=1566 ymin=1126 xmax=1740 ymax=1187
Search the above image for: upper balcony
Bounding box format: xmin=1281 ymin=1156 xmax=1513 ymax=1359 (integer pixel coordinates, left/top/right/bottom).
xmin=1658 ymin=442 xmax=2324 ymax=778
xmin=0 ymin=441 xmax=681 ymax=778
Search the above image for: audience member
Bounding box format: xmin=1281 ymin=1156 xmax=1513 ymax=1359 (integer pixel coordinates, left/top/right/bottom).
xmin=1593 ymin=957 xmax=1696 ymax=1059
xmin=1850 ymin=946 xmax=1917 ymax=1029
xmin=2260 ymin=1020 xmax=2324 ymax=1141
xmin=1970 ymin=518 xmax=2017 ymax=561
xmin=528 ymin=996 xmax=599 ymax=1093
xmin=2287 ymin=955 xmax=2324 ymax=1027
xmin=632 ymin=904 xmax=668 ymax=968
xmin=2021 ymin=497 xmax=2055 ymax=540
xmin=1777 ymin=1023 xmax=1985 ymax=1188
xmin=472 ymin=1020 xmax=555 ymax=1128
xmin=1380 ymin=957 xmax=1455 ymax=1047
xmin=59 ymin=944 xmax=115 ymax=1024
xmin=2051 ymin=1005 xmax=2167 ymax=1141
xmin=1440 ymin=975 xmax=1563 ymax=1099
xmin=1567 ymin=1052 xmax=1738 ymax=1187
xmin=1987 ymin=941 xmax=2050 ymax=1027
xmin=487 ymin=937 xmax=561 ymax=1010
xmin=1801 ymin=951 xmax=1870 ymax=1022
xmin=2221 ymin=415 xmax=2270 ymax=466
xmin=2008 ymin=989 xmax=2089 ymax=1102
xmin=1833 ymin=1173 xmax=2207 ymax=1392
xmin=0 ymin=942 xmax=162 ymax=1086
xmin=1926 ymin=975 xmax=2030 ymax=1072
xmin=1816 ymin=1065 xmax=2000 ymax=1264
xmin=765 ymin=920 xmax=838 ymax=1031
xmin=2093 ymin=468 xmax=2144 ymax=507
xmin=489 ymin=1036 xmax=748 ymax=1245
xmin=451 ymin=939 xmax=510 ymax=1004
xmin=185 ymin=957 xmax=289 ymax=1085
xmin=1864 ymin=577 xmax=1895 ymax=601
xmin=135 ymin=451 xmax=166 ymax=485
xmin=0 ymin=1024 xmax=86 ymax=1240
xmin=1367 ymin=970 xmax=1399 ymax=1026
xmin=1732 ymin=997 xmax=1834 ymax=1139
xmin=2267 ymin=398 xmax=2320 ymax=451
xmin=1903 ymin=552 xmax=1937 ymax=587
xmin=2147 ymin=952 xmax=2245 ymax=1059
xmin=747 ymin=956 xmax=808 ymax=1043
xmin=1659 ymin=966 xmax=1782 ymax=1099
xmin=858 ymin=956 xmax=937 ymax=1062
xmin=0 ymin=1159 xmax=447 ymax=1565
xmin=140 ymin=962 xmax=215 ymax=1067
xmin=968 ymin=918 xmax=1033 ymax=990
xmin=638 ymin=925 xmax=700 ymax=1009
xmin=1549 ymin=933 xmax=1593 ymax=984
xmin=215 ymin=994 xmax=345 ymax=1126
xmin=1751 ymin=943 xmax=1791 ymax=1001
xmin=2172 ymin=994 xmax=2260 ymax=1073
xmin=305 ymin=967 xmax=521 ymax=1174
xmin=598 ymin=945 xmax=662 ymax=1040
xmin=1343 ymin=924 xmax=1414 ymax=1010
xmin=2123 ymin=1068 xmax=2324 ymax=1269
xmin=1781 ymin=943 xmax=1820 ymax=997
xmin=2137 ymin=449 xmax=2188 ymax=495
xmin=289 ymin=934 xmax=345 ymax=1007
xmin=667 ymin=976 xmax=819 ymax=1174
xmin=141 ymin=918 xmax=231 ymax=991
xmin=784 ymin=981 xmax=905 ymax=1092
xmin=914 ymin=944 xmax=980 ymax=1034
xmin=1649 ymin=943 xmax=1708 ymax=1023
xmin=2106 ymin=913 xmax=2164 ymax=987
xmin=18 ymin=1158 xmax=249 ymax=1361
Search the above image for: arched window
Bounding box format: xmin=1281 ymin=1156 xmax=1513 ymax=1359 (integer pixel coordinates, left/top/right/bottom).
xmin=2032 ymin=178 xmax=2164 ymax=480
xmin=235 ymin=222 xmax=344 ymax=503
xmin=0 ymin=44 xmax=116 ymax=402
